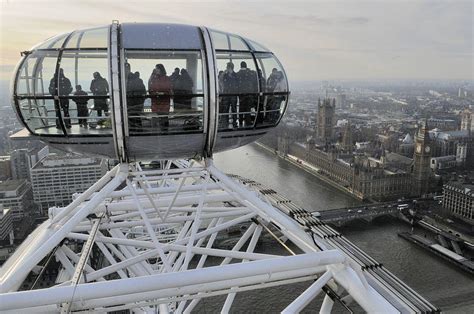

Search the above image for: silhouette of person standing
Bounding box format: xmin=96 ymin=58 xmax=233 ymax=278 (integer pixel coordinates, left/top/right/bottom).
xmin=220 ymin=62 xmax=238 ymax=128
xmin=72 ymin=85 xmax=90 ymax=127
xmin=174 ymin=68 xmax=193 ymax=111
xmin=236 ymin=61 xmax=258 ymax=127
xmin=49 ymin=68 xmax=72 ymax=129
xmin=90 ymin=72 xmax=109 ymax=117
xmin=127 ymin=71 xmax=146 ymax=132
xmin=149 ymin=64 xmax=172 ymax=129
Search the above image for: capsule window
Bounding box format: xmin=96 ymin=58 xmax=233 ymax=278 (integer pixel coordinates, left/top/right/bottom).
xmin=16 ymin=50 xmax=59 ymax=97
xmin=211 ymin=31 xmax=249 ymax=51
xmin=245 ymin=39 xmax=270 ymax=52
xmin=15 ymin=51 xmax=60 ymax=134
xmin=66 ymin=27 xmax=108 ymax=49
xmin=124 ymin=50 xmax=204 ymax=135
xmin=17 ymin=98 xmax=58 ymax=134
xmin=58 ymin=50 xmax=111 ymax=134
xmin=216 ymin=52 xmax=259 ymax=130
xmin=254 ymin=53 xmax=289 ymax=127
xmin=31 ymin=33 xmax=69 ymax=50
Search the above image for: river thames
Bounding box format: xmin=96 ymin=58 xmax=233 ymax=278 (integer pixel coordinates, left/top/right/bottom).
xmin=203 ymin=143 xmax=474 ymax=313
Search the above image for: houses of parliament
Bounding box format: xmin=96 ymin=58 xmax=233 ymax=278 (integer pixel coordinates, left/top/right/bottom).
xmin=278 ymin=98 xmax=436 ymax=201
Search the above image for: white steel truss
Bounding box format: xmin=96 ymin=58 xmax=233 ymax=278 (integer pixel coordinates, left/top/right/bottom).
xmin=0 ymin=159 xmax=399 ymax=313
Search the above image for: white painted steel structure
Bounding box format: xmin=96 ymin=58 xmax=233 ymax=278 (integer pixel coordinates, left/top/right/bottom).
xmin=0 ymin=159 xmax=403 ymax=313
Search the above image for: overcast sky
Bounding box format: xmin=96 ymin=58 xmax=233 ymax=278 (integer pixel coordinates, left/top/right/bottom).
xmin=0 ymin=0 xmax=472 ymax=82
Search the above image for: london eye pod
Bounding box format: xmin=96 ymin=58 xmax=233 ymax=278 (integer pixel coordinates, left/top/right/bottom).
xmin=11 ymin=22 xmax=290 ymax=161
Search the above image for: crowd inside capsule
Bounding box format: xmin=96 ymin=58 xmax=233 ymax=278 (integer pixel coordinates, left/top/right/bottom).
xmin=49 ymin=61 xmax=286 ymax=134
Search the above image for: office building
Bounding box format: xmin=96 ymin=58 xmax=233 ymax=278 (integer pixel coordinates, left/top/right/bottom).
xmin=443 ymin=182 xmax=474 ymax=223
xmin=0 ymin=179 xmax=34 ymax=221
xmin=30 ymin=155 xmax=107 ymax=211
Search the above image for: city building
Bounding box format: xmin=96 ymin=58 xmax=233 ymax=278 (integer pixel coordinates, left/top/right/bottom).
xmin=430 ymin=155 xmax=457 ymax=171
xmin=0 ymin=179 xmax=34 ymax=221
xmin=335 ymin=93 xmax=347 ymax=108
xmin=30 ymin=155 xmax=107 ymax=211
xmin=427 ymin=118 xmax=458 ymax=131
xmin=340 ymin=122 xmax=353 ymax=152
xmin=398 ymin=133 xmax=415 ymax=157
xmin=460 ymin=109 xmax=473 ymax=134
xmin=9 ymin=146 xmax=49 ymax=181
xmin=429 ymin=129 xmax=471 ymax=157
xmin=443 ymin=182 xmax=474 ymax=224
xmin=280 ymin=140 xmax=413 ymax=201
xmin=10 ymin=149 xmax=29 ymax=180
xmin=0 ymin=156 xmax=12 ymax=181
xmin=413 ymin=122 xmax=433 ymax=196
xmin=385 ymin=152 xmax=413 ymax=173
xmin=0 ymin=206 xmax=14 ymax=245
xmin=277 ymin=122 xmax=437 ymax=200
xmin=317 ymin=98 xmax=336 ymax=141
xmin=456 ymin=143 xmax=468 ymax=166
xmin=458 ymin=87 xmax=468 ymax=98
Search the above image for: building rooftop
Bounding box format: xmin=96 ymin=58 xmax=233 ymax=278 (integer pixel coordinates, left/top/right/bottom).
xmin=430 ymin=129 xmax=469 ymax=141
xmin=32 ymin=155 xmax=103 ymax=169
xmin=445 ymin=182 xmax=474 ymax=196
xmin=0 ymin=180 xmax=27 ymax=192
xmin=386 ymin=152 xmax=413 ymax=165
xmin=432 ymin=155 xmax=456 ymax=161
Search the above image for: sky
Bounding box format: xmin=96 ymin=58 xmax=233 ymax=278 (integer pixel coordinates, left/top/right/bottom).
xmin=0 ymin=0 xmax=472 ymax=83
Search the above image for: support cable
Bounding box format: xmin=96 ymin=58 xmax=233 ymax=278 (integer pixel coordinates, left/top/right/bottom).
xmin=254 ymin=218 xmax=295 ymax=256
xmin=30 ymin=245 xmax=61 ymax=290
xmin=62 ymin=214 xmax=104 ymax=313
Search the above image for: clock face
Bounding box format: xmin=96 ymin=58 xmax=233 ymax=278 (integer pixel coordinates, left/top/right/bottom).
xmin=425 ymin=146 xmax=430 ymax=153
xmin=416 ymin=144 xmax=422 ymax=153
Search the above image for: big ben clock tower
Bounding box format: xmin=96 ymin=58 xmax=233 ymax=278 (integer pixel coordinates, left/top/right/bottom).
xmin=413 ymin=121 xmax=432 ymax=197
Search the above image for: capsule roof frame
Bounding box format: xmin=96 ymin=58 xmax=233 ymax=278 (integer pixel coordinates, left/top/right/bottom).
xmin=11 ymin=22 xmax=290 ymax=161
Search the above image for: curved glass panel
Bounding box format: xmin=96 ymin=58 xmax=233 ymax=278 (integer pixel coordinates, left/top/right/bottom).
xmin=31 ymin=33 xmax=70 ymax=50
xmin=59 ymin=50 xmax=111 ymax=134
xmin=124 ymin=50 xmax=204 ymax=135
xmin=210 ymin=31 xmax=249 ymax=51
xmin=245 ymin=39 xmax=270 ymax=52
xmin=255 ymin=53 xmax=289 ymax=126
xmin=256 ymin=53 xmax=288 ymax=92
xmin=15 ymin=51 xmax=60 ymax=134
xmin=17 ymin=97 xmax=58 ymax=134
xmin=66 ymin=27 xmax=108 ymax=49
xmin=16 ymin=50 xmax=59 ymax=97
xmin=216 ymin=52 xmax=259 ymax=130
xmin=121 ymin=23 xmax=203 ymax=49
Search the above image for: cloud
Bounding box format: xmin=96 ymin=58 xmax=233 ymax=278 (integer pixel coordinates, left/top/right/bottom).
xmin=0 ymin=0 xmax=472 ymax=81
xmin=266 ymin=14 xmax=370 ymax=26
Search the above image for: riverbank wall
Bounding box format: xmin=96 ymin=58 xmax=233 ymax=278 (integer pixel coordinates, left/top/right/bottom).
xmin=255 ymin=142 xmax=367 ymax=202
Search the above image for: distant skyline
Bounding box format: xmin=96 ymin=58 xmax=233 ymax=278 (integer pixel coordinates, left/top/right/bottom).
xmin=0 ymin=0 xmax=472 ymax=84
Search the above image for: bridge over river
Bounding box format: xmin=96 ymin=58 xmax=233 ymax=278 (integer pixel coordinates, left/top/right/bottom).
xmin=316 ymin=202 xmax=411 ymax=226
